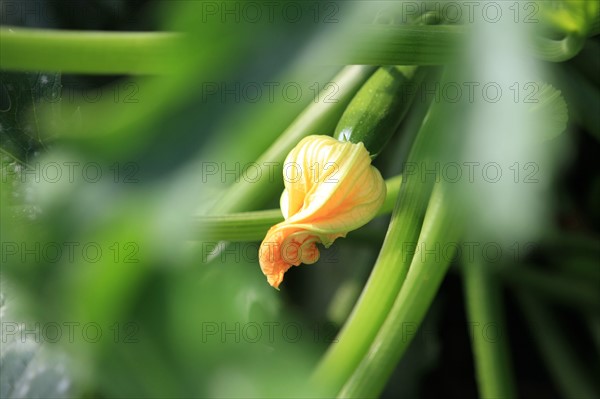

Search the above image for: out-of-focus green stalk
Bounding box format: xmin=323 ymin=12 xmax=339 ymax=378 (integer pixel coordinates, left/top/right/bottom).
xmin=463 ymin=256 xmax=516 ymax=399
xmin=209 ymin=65 xmax=375 ymax=214
xmin=518 ymin=293 xmax=598 ymax=399
xmin=0 ymin=27 xmax=178 ymax=74
xmin=338 ymin=183 xmax=461 ymax=398
xmin=0 ymin=25 xmax=458 ymax=73
xmin=194 ymin=175 xmax=401 ymax=241
xmin=324 ymin=24 xmax=588 ymax=64
xmin=2 ymin=24 xmax=588 ymax=75
xmin=532 ymin=34 xmax=586 ymax=62
xmin=326 ymin=25 xmax=462 ymax=65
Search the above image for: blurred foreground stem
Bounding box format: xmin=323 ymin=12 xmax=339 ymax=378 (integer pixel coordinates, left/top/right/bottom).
xmin=463 ymin=256 xmax=516 ymax=398
xmin=0 ymin=27 xmax=178 ymax=74
xmin=1 ymin=23 xmax=588 ymax=74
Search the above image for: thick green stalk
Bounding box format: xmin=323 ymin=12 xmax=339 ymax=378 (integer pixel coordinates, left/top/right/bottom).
xmin=311 ymin=83 xmax=437 ymax=396
xmin=194 ymin=175 xmax=401 ymax=241
xmin=323 ymin=25 xmax=463 ymax=65
xmin=0 ymin=27 xmax=178 ymax=74
xmin=338 ymin=183 xmax=461 ymax=398
xmin=2 ymin=24 xmax=585 ymax=75
xmin=463 ymin=256 xmax=516 ymax=399
xmin=0 ymin=25 xmax=458 ymax=73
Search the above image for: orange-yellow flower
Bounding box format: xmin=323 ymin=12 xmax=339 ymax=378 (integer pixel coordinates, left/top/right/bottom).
xmin=259 ymin=135 xmax=386 ymax=289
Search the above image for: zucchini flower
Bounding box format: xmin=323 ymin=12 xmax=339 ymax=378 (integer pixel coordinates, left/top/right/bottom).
xmin=259 ymin=135 xmax=386 ymax=289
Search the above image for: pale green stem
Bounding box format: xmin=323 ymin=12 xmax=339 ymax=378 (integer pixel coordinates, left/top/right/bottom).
xmin=1 ymin=24 xmax=587 ymax=75
xmin=463 ymin=256 xmax=517 ymax=399
xmin=337 ymin=183 xmax=461 ymax=398
xmin=310 ymin=82 xmax=438 ymax=396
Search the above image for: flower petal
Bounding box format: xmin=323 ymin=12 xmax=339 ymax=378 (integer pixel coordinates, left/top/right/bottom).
xmin=259 ymin=135 xmax=386 ymax=288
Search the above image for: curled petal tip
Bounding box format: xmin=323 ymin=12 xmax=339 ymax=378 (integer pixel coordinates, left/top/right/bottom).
xmin=267 ymin=273 xmax=283 ymax=290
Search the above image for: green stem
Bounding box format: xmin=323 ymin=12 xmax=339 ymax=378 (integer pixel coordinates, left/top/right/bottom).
xmin=0 ymin=25 xmax=458 ymax=73
xmin=463 ymin=256 xmax=516 ymax=399
xmin=194 ymin=175 xmax=401 ymax=241
xmin=194 ymin=209 xmax=282 ymax=242
xmin=338 ymin=183 xmax=461 ymax=398
xmin=313 ymin=24 xmax=587 ymax=64
xmin=2 ymin=24 xmax=585 ymax=75
xmin=313 ymin=24 xmax=462 ymax=66
xmin=532 ymin=33 xmax=586 ymax=62
xmin=0 ymin=27 xmax=179 ymax=74
xmin=310 ymin=79 xmax=438 ymax=396
xmin=518 ymin=293 xmax=598 ymax=399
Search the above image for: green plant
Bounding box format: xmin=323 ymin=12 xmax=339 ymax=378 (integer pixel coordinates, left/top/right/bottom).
xmin=1 ymin=1 xmax=599 ymax=398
